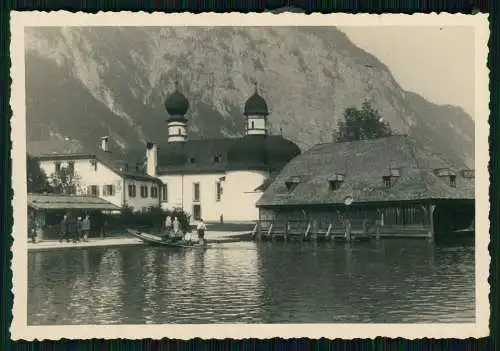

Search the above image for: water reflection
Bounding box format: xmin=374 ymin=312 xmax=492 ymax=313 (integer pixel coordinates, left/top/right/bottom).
xmin=28 ymin=239 xmax=475 ymax=324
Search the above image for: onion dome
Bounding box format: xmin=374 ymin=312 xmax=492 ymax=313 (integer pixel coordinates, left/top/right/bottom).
xmin=164 ymin=81 xmax=189 ymax=118
xmin=244 ymin=84 xmax=269 ymax=116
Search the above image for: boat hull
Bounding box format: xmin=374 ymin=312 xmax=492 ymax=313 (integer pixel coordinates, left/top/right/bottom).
xmin=127 ymin=229 xmax=208 ymax=248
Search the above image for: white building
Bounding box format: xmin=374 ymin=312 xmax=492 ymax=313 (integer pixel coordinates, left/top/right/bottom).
xmin=27 ymin=137 xmax=163 ymax=211
xmin=145 ymin=82 xmax=301 ymax=222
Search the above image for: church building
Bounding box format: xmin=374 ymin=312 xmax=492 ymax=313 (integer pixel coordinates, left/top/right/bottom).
xmin=145 ymin=82 xmax=301 ymax=222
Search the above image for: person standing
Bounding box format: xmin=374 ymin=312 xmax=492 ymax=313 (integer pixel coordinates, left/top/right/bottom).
xmin=82 ymin=215 xmax=91 ymax=242
xmin=68 ymin=216 xmax=78 ymax=243
xmin=164 ymin=215 xmax=172 ymax=235
xmin=76 ymin=217 xmax=83 ymax=243
xmin=172 ymin=217 xmax=182 ymax=240
xmin=197 ymin=219 xmax=207 ymax=245
xmin=59 ymin=215 xmax=69 ymax=243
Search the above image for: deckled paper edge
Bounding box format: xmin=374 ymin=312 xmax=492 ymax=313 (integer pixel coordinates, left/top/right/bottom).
xmin=9 ymin=11 xmax=491 ymax=340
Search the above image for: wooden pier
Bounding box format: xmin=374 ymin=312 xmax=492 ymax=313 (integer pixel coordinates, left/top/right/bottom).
xmin=251 ymin=219 xmax=433 ymax=241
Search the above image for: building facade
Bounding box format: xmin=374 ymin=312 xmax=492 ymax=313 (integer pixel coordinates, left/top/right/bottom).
xmin=28 ymin=139 xmax=162 ymax=211
xmin=144 ymin=82 xmax=301 ymax=222
xmin=256 ymin=135 xmax=475 ymax=239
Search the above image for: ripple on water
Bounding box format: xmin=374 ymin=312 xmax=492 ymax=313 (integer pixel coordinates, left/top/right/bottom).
xmin=28 ymin=239 xmax=475 ymax=324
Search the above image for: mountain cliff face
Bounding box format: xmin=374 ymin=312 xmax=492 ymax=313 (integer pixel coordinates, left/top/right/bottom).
xmin=24 ymin=27 xmax=474 ymax=167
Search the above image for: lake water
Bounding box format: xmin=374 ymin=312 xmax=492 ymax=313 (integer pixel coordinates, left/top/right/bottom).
xmin=28 ymin=238 xmax=475 ymax=324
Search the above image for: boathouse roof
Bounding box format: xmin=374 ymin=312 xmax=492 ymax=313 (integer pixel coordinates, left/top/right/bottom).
xmin=28 ymin=193 xmax=121 ymax=211
xmin=27 ymin=140 xmax=160 ymax=182
xmin=256 ymin=135 xmax=475 ymax=207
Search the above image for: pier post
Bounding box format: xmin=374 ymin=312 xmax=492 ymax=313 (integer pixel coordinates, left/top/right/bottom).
xmin=375 ymin=220 xmax=380 ymax=240
xmin=304 ymin=222 xmax=311 ymax=240
xmin=252 ymin=223 xmax=258 ymax=241
xmin=428 ymin=204 xmax=436 ymax=242
xmin=267 ymin=223 xmax=273 ymax=241
xmin=325 ymin=223 xmax=332 ymax=240
xmin=284 ymin=220 xmax=289 ymax=241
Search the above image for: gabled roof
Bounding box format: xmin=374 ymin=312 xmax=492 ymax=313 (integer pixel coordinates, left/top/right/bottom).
xmin=257 ymin=135 xmax=474 ymax=207
xmin=28 ymin=193 xmax=121 ymax=211
xmin=27 ymin=140 xmax=159 ymax=182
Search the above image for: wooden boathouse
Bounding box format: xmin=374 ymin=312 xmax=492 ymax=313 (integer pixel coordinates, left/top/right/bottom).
xmin=254 ymin=135 xmax=475 ymax=241
xmin=28 ymin=193 xmax=121 ymax=241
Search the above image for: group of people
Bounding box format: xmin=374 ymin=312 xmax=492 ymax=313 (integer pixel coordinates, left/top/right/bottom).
xmin=59 ymin=215 xmax=91 ymax=243
xmin=163 ymin=215 xmax=207 ymax=245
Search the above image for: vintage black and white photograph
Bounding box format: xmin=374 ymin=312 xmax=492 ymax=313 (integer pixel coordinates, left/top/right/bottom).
xmin=10 ymin=12 xmax=489 ymax=340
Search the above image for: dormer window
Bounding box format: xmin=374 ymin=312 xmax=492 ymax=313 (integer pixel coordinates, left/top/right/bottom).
xmin=383 ymin=176 xmax=392 ymax=189
xmin=382 ymin=167 xmax=400 ymax=189
xmin=285 ymin=176 xmax=301 ymax=192
xmin=434 ymin=168 xmax=457 ymax=187
xmin=188 ymin=157 xmax=195 ymax=164
xmin=135 ymin=163 xmax=143 ymax=172
xmin=328 ymin=173 xmax=345 ymax=190
xmin=213 ymin=155 xmax=221 ymax=163
xmin=449 ymin=175 xmax=457 ymax=187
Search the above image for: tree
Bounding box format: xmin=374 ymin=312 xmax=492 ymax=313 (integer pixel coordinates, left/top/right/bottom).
xmin=334 ymin=100 xmax=393 ymax=142
xmin=27 ymin=156 xmax=52 ymax=193
xmin=49 ymin=164 xmax=83 ymax=195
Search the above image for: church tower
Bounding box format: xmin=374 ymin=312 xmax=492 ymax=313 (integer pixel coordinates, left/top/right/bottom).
xmin=164 ymin=80 xmax=189 ymax=142
xmin=243 ymin=83 xmax=269 ymax=136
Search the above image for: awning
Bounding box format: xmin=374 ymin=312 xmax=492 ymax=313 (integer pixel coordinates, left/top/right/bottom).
xmin=28 ymin=194 xmax=121 ymax=211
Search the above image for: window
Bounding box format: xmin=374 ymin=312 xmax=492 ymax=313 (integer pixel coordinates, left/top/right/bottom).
xmin=178 ymin=128 xmax=182 ymax=135
xmin=140 ymin=185 xmax=148 ymax=198
xmin=449 ymin=175 xmax=457 ymax=187
xmin=188 ymin=157 xmax=195 ymax=164
xmin=68 ymin=161 xmax=75 ymax=175
xmin=216 ymin=181 xmax=223 ymax=202
xmin=87 ymin=185 xmax=99 ymax=197
xmin=329 ymin=180 xmax=341 ymax=190
xmin=90 ymin=159 xmax=98 ymax=171
xmin=251 ymin=121 xmax=255 ymax=129
xmin=161 ymin=184 xmax=168 ymax=202
xmin=128 ymin=184 xmax=136 ymax=197
xmin=193 ymin=182 xmax=200 ymax=202
xmin=383 ymin=176 xmax=392 ymax=189
xmin=213 ymin=155 xmax=221 ymax=163
xmin=193 ymin=204 xmax=202 ymax=221
xmin=103 ymin=184 xmax=115 ymax=196
xmin=151 ymin=186 xmax=158 ymax=198
xmin=55 ymin=162 xmax=61 ymax=173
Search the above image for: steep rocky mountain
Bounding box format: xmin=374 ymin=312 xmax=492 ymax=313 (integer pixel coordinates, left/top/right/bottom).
xmin=24 ymin=26 xmax=474 ymax=167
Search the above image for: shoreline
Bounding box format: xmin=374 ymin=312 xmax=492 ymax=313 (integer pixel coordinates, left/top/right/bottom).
xmin=27 ymin=231 xmax=252 ymax=252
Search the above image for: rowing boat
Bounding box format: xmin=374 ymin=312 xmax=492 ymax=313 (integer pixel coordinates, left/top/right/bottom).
xmin=127 ymin=229 xmax=209 ymax=248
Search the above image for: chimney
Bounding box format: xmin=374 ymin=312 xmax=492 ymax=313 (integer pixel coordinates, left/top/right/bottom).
xmin=100 ymin=136 xmax=109 ymax=152
xmin=146 ymin=142 xmax=157 ymax=177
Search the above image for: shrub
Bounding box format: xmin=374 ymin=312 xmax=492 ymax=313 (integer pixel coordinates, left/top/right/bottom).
xmin=100 ymin=206 xmax=191 ymax=233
